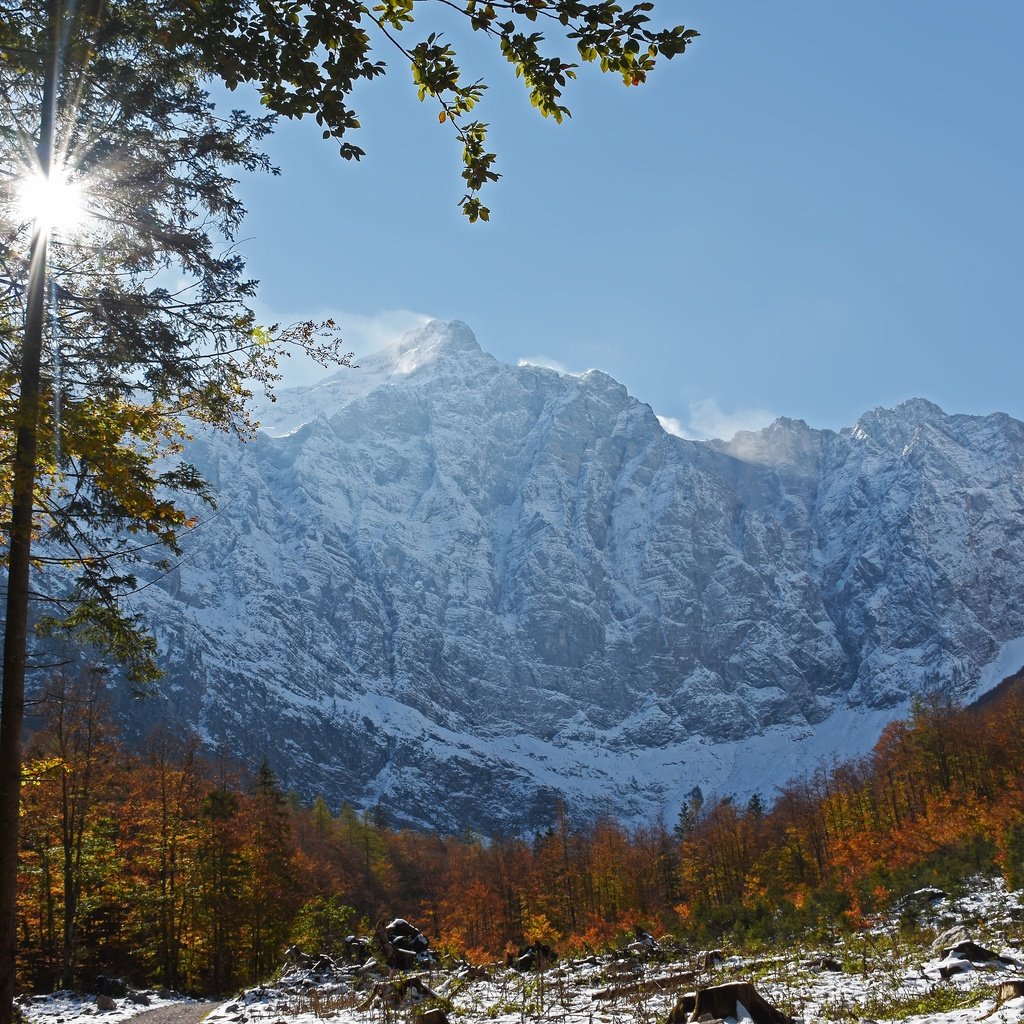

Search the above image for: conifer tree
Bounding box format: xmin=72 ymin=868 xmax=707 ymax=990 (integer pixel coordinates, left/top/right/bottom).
xmin=310 ymin=795 xmax=333 ymax=840
xmin=674 ymin=786 xmax=704 ymax=840
xmin=243 ymin=760 xmax=297 ymax=980
xmin=197 ymin=784 xmax=245 ymax=993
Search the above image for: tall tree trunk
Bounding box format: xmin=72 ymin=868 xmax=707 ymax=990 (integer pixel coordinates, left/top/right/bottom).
xmin=0 ymin=5 xmax=60 ymax=1017
xmin=58 ymin=683 xmax=96 ymax=993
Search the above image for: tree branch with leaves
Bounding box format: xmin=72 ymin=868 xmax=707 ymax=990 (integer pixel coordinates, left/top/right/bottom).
xmin=179 ymin=0 xmax=698 ymax=220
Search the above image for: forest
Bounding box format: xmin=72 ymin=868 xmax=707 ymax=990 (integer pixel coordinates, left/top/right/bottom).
xmin=16 ymin=669 xmax=1024 ymax=997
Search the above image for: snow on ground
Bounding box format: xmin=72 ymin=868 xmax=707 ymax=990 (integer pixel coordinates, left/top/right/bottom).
xmin=19 ymin=878 xmax=1024 ymax=1024
xmin=20 ymin=990 xmax=202 ymax=1024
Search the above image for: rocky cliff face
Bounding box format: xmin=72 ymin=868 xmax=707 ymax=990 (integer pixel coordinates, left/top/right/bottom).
xmin=120 ymin=321 xmax=1024 ymax=832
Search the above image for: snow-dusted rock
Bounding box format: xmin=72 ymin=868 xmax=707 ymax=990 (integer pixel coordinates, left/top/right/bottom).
xmin=115 ymin=321 xmax=1024 ymax=832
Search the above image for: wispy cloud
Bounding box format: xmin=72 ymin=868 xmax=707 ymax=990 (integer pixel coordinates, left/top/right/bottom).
xmin=656 ymin=415 xmax=689 ymax=438
xmin=658 ymin=399 xmax=777 ymax=441
xmin=256 ymin=306 xmax=434 ymax=386
xmin=334 ymin=309 xmax=435 ymax=353
xmin=517 ymin=355 xmax=579 ymax=375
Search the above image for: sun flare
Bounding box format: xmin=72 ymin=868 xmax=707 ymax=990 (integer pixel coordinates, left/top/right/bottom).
xmin=17 ymin=164 xmax=88 ymax=235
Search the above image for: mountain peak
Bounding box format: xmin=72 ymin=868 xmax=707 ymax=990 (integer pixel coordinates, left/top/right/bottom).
xmin=374 ymin=319 xmax=487 ymax=379
xmin=393 ymin=318 xmax=482 ymax=359
xmin=253 ymin=320 xmax=485 ymax=436
xmin=859 ymin=397 xmax=946 ymax=425
xmin=715 ymin=415 xmax=819 ymax=468
xmin=894 ymin=397 xmax=946 ymax=417
xmin=849 ymin=398 xmax=949 ymax=450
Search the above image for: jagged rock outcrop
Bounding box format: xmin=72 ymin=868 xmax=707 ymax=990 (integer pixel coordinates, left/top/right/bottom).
xmin=116 ymin=320 xmax=1024 ymax=832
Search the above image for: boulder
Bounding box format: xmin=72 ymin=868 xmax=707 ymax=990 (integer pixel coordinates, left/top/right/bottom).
xmin=375 ymin=917 xmax=437 ymax=969
xmin=807 ymin=956 xmax=843 ymax=973
xmin=940 ymin=939 xmax=1014 ymax=965
xmin=392 ymin=947 xmax=420 ymax=971
xmin=93 ymin=977 xmax=128 ymax=998
xmin=386 ymin=918 xmax=419 ymax=939
xmin=94 ymin=995 xmax=117 ymax=1011
xmin=937 ymin=957 xmax=973 ymax=980
xmin=897 ymin=887 xmax=947 ymax=908
xmin=311 ymin=954 xmax=337 ymax=975
xmin=343 ymin=935 xmax=371 ymax=962
xmin=627 ymin=927 xmax=661 ymax=957
xmin=931 ymin=925 xmax=971 ymax=952
xmin=508 ymin=942 xmax=558 ymax=971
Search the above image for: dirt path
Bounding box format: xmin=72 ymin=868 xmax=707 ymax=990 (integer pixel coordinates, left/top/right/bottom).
xmin=127 ymin=1003 xmax=221 ymax=1024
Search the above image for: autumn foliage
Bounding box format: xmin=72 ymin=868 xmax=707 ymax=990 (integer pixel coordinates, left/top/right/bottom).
xmin=15 ymin=670 xmax=1024 ymax=995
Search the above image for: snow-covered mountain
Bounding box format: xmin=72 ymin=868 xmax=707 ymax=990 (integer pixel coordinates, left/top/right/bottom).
xmin=122 ymin=320 xmax=1024 ymax=832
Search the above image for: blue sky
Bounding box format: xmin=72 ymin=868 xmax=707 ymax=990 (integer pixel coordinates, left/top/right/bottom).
xmin=234 ymin=1 xmax=1023 ymax=439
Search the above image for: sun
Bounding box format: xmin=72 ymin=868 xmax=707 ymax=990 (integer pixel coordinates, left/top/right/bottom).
xmin=17 ymin=163 xmax=89 ymax=235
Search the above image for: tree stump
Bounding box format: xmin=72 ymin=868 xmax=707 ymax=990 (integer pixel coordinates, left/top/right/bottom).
xmin=667 ymin=982 xmax=794 ymax=1024
xmin=997 ymin=979 xmax=1024 ymax=1002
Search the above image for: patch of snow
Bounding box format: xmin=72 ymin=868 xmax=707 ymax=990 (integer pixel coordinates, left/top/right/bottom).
xmin=973 ymin=634 xmax=1024 ymax=699
xmin=21 ymin=990 xmax=199 ymax=1024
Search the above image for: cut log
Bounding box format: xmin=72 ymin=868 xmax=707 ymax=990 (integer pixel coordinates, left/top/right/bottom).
xmin=592 ymin=970 xmax=696 ymax=1001
xmin=665 ymin=992 xmax=696 ymax=1023
xmin=414 ymin=1010 xmax=449 ymax=1024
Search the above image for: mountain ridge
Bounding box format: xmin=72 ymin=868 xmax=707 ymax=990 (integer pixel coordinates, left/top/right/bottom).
xmin=116 ymin=320 xmax=1024 ymax=832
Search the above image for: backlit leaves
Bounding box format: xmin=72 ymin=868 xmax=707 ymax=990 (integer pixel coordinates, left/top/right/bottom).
xmin=174 ymin=0 xmax=698 ymax=220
